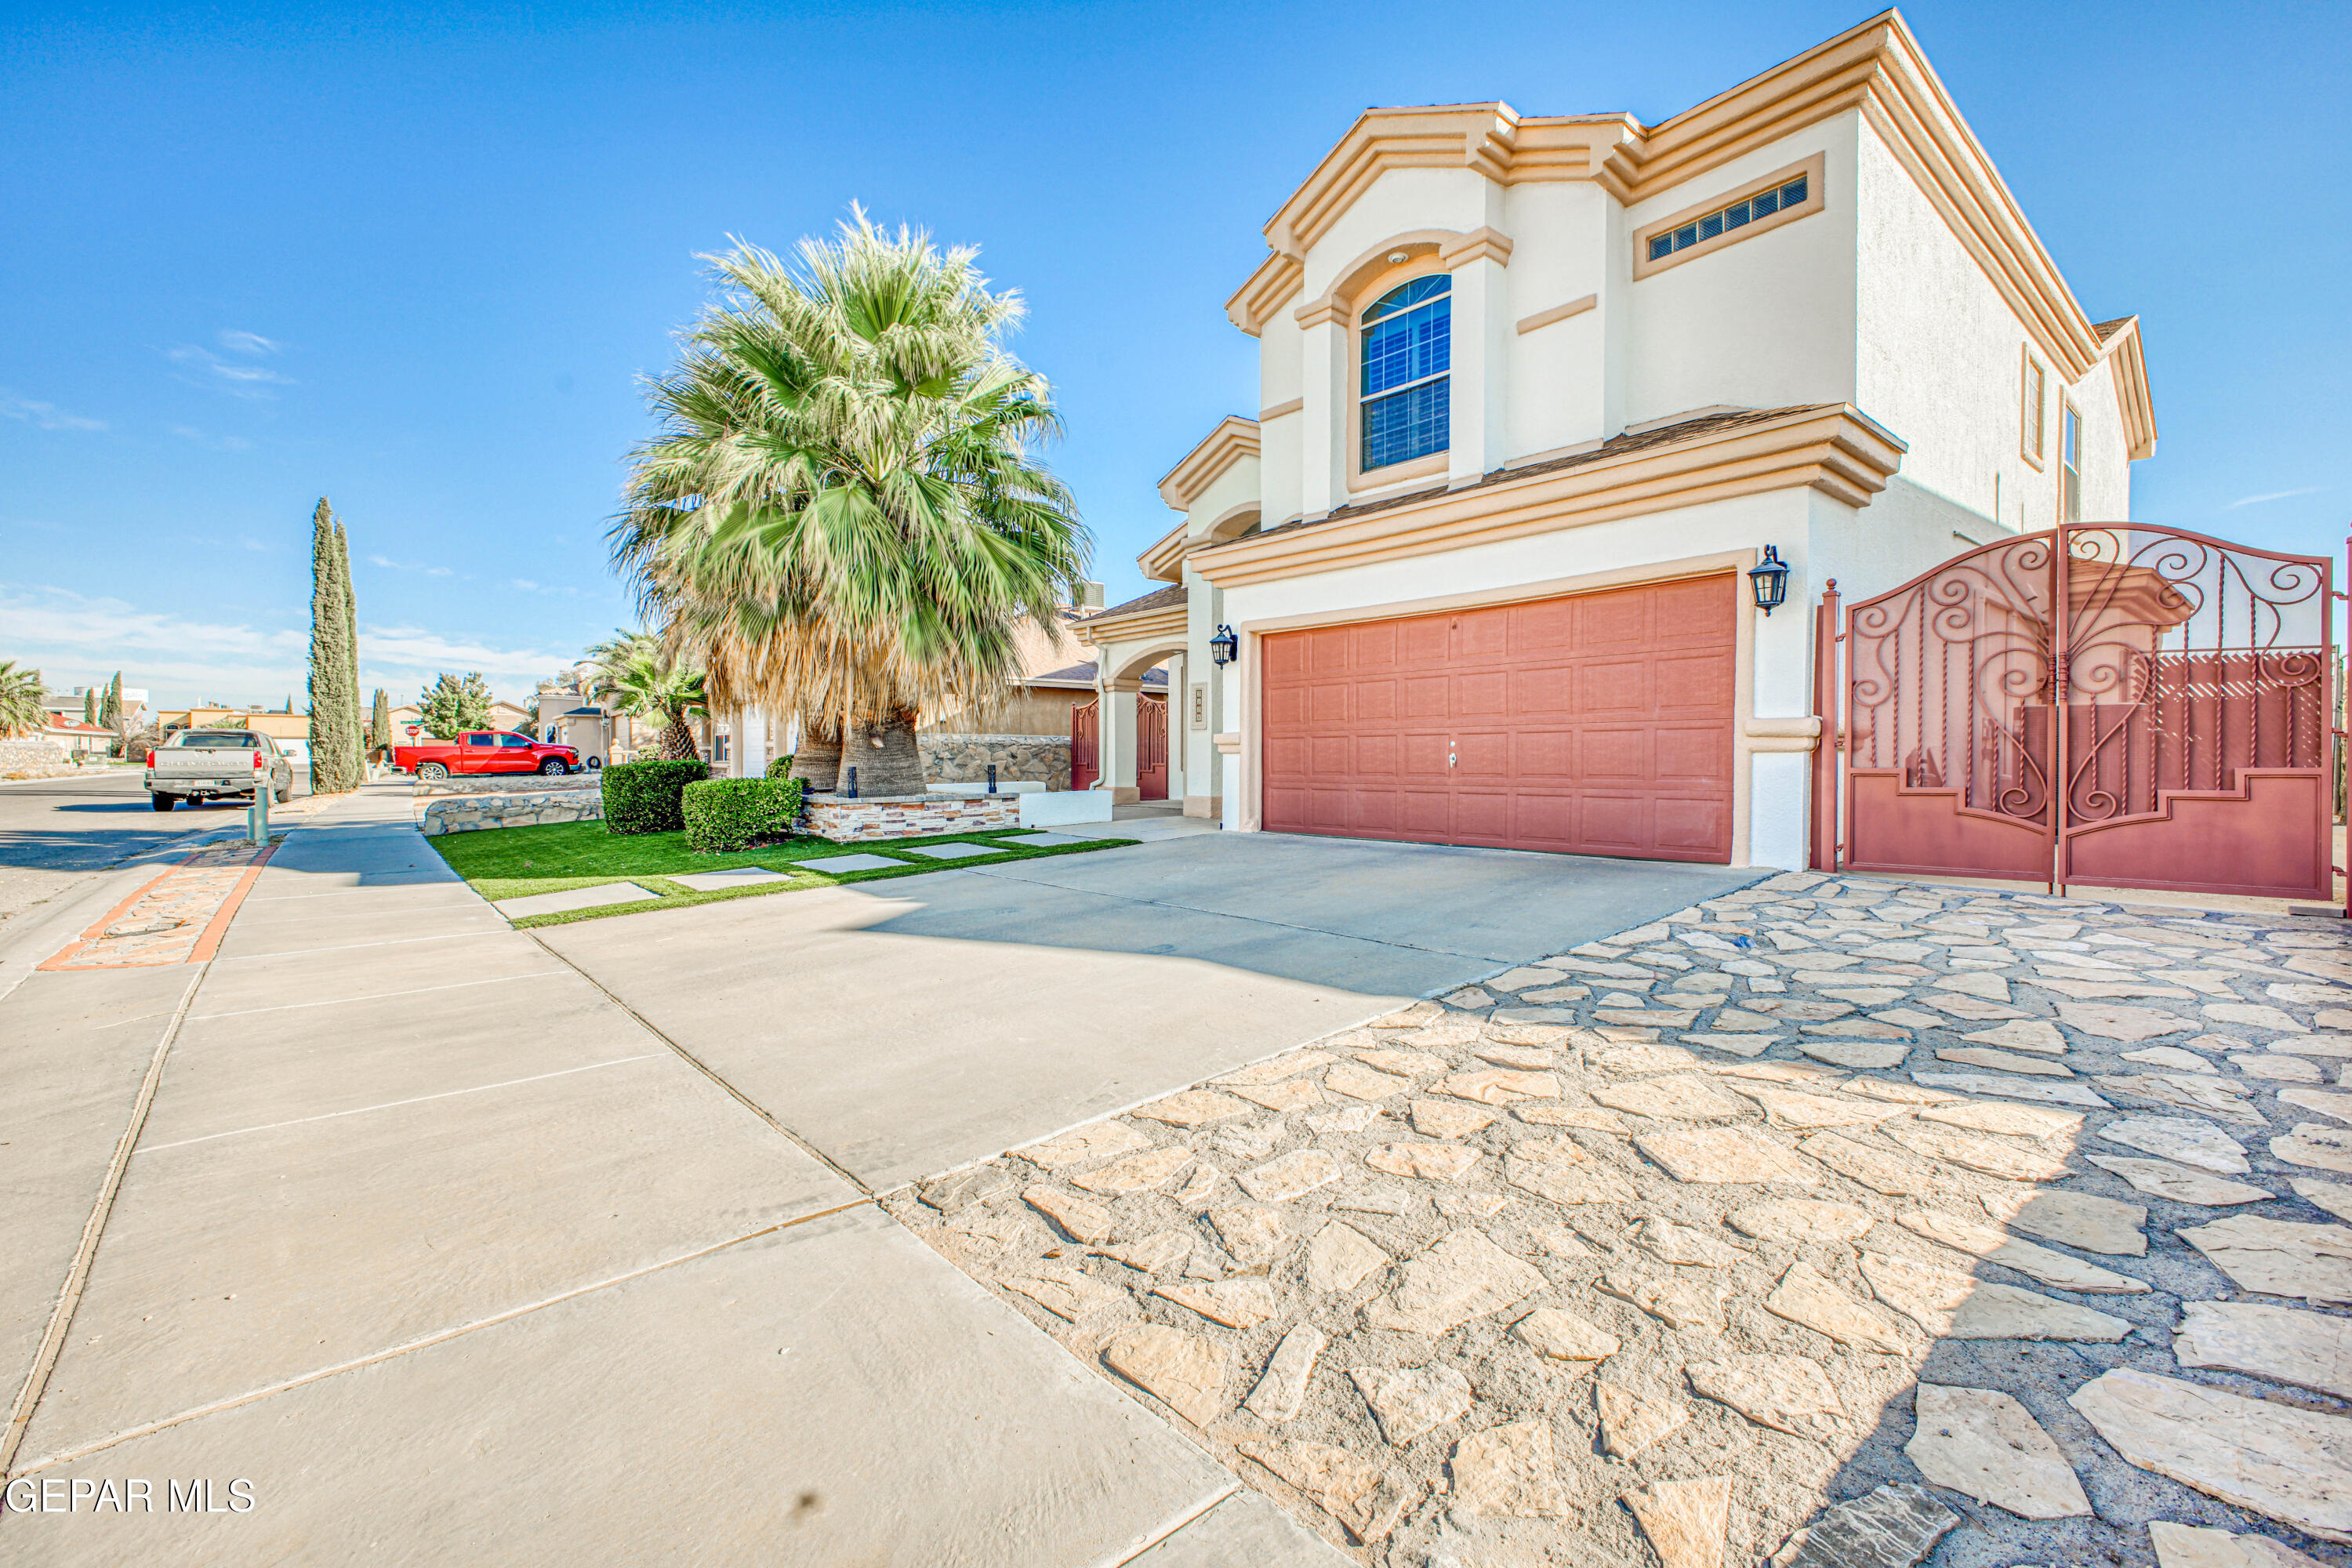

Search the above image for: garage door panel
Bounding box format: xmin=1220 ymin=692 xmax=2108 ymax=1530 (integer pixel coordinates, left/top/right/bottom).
xmin=1263 ymin=576 xmax=1733 ymax=861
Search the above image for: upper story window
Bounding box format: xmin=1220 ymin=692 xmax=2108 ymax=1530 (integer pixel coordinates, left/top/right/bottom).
xmin=2060 ymin=402 xmax=2082 ymax=521
xmin=1646 ymin=173 xmax=1808 ymax=263
xmin=1360 ymin=275 xmax=1450 ymax=471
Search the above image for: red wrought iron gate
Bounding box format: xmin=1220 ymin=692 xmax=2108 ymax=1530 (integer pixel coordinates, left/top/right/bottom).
xmin=1811 ymin=524 xmax=2337 ymax=903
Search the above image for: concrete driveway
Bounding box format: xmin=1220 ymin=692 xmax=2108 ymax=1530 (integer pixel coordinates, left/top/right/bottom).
xmin=2 ymin=788 xmax=1752 ymax=1564
xmin=539 ymin=829 xmax=1760 ymax=1190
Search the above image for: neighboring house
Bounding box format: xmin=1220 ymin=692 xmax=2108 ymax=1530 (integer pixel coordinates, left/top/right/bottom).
xmin=42 ymin=718 xmax=114 ymax=759
xmin=920 ymin=593 xmax=1110 ymax=739
xmin=1080 ymin=11 xmax=2153 ymax=869
xmin=157 ymin=706 xmax=310 ymax=742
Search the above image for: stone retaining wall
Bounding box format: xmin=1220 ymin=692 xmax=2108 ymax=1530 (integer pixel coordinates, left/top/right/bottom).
xmin=420 ymin=789 xmax=606 ymax=836
xmin=412 ymin=772 xmax=601 ymax=799
xmin=0 ymin=739 xmax=82 ymax=780
xmin=804 ymin=792 xmax=1020 ymax=843
xmin=918 ymin=734 xmax=1071 ymax=792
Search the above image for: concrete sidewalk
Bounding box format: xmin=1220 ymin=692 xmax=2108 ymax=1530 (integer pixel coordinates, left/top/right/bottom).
xmin=4 ymin=786 xmax=1325 ymax=1565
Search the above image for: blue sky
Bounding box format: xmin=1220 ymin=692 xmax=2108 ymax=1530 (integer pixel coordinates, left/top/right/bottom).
xmin=2 ymin=0 xmax=2345 ymax=709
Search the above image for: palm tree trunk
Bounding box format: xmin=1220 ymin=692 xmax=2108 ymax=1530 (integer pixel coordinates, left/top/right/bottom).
xmin=789 ymin=713 xmax=840 ymax=793
xmin=841 ymin=709 xmax=927 ymax=797
xmin=657 ymin=713 xmax=698 ymax=760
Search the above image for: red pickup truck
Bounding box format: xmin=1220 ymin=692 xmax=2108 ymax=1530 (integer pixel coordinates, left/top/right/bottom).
xmin=394 ymin=731 xmax=581 ymax=781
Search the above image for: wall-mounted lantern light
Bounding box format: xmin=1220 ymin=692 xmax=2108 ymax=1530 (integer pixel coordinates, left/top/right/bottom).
xmin=1748 ymin=546 xmax=1791 ymax=616
xmin=1209 ymin=624 xmax=1239 ymax=666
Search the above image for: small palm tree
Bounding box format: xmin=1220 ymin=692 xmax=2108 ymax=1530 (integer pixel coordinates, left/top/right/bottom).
xmin=0 ymin=660 xmax=46 ymax=739
xmin=586 ymin=632 xmax=706 ymax=760
xmin=613 ymin=215 xmax=1090 ymax=796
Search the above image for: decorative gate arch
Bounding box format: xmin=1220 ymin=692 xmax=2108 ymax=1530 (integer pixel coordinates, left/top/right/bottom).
xmin=1821 ymin=524 xmax=2336 ymax=902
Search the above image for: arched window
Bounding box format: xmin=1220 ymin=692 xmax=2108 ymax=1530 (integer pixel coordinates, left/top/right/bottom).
xmin=1360 ymin=275 xmax=1450 ymax=470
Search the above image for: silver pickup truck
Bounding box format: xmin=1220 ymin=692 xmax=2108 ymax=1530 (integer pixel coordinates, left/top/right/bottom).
xmin=146 ymin=730 xmax=296 ymax=811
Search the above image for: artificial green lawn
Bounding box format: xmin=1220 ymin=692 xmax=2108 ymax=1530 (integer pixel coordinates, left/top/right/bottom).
xmin=426 ymin=817 xmax=1116 ymax=927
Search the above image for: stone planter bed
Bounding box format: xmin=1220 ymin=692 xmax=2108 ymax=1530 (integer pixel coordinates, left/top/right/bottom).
xmin=419 ymin=788 xmax=604 ymax=836
xmin=803 ymin=791 xmax=1021 ymax=843
xmin=412 ymin=772 xmax=601 ymax=798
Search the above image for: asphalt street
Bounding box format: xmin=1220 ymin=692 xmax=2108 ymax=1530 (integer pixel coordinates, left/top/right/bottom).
xmin=0 ymin=770 xmax=253 ymax=935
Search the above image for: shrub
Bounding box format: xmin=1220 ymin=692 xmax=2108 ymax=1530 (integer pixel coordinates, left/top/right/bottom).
xmin=765 ymin=753 xmax=794 ymax=780
xmin=682 ymin=776 xmax=803 ymax=853
xmin=603 ymin=758 xmax=710 ymax=835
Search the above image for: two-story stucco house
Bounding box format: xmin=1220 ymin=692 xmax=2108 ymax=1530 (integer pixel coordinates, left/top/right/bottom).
xmin=1077 ymin=9 xmax=2155 ymax=873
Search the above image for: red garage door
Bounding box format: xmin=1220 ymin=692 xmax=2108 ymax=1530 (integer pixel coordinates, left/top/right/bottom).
xmin=1261 ymin=575 xmax=1736 ymax=862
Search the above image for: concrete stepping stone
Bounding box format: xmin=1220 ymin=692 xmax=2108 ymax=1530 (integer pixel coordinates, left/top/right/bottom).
xmin=1933 ymin=1046 xmax=2074 ymax=1077
xmin=1912 ymin=1072 xmax=2110 ymax=1107
xmin=1513 ymin=1306 xmax=1619 ymax=1364
xmin=890 ymin=840 xmax=1004 ymax=860
xmin=2293 ymin=1178 xmax=2352 ymax=1221
xmin=1072 ymin=1146 xmax=1195 ymax=1194
xmin=2086 ymin=1154 xmax=2272 ymax=1206
xmin=1885 ymin=1121 xmax=2071 ymax=1182
xmin=1448 ymin=1419 xmax=1577 ymax=1518
xmin=1858 ymin=1250 xmax=2130 ymax=1340
xmin=1304 ymin=1221 xmax=1388 ymax=1294
xmin=1636 ymin=1125 xmax=1820 ymax=1185
xmin=1686 ymin=1355 xmax=1845 ymax=1439
xmin=2176 ymin=1300 xmax=2352 ymax=1401
xmin=1622 ymin=1475 xmax=1732 ymax=1568
xmin=2098 ymin=1115 xmax=2249 ymax=1173
xmin=1236 ymin=1149 xmax=1340 ymax=1202
xmin=1798 ymin=1039 xmax=1910 ymax=1069
xmin=1728 ymin=1198 xmax=1872 ymax=1243
xmin=1232 ymin=1438 xmax=1401 ymax=1545
xmin=494 ymin=880 xmax=659 ymax=916
xmin=2151 ymin=1522 xmax=2328 ymax=1568
xmin=1152 ymin=1277 xmax=1277 ymax=1329
xmin=1764 ymin=1260 xmax=1907 ymax=1351
xmin=1801 ymin=1131 xmax=1941 ymax=1196
xmin=1896 ymin=1208 xmax=2151 ymax=1293
xmin=1904 ymin=1384 xmax=2089 ymax=1518
xmin=1243 ymin=1323 xmax=1327 ymax=1422
xmin=2180 ymin=1215 xmax=2352 ymax=1303
xmin=1961 ymin=1019 xmax=2068 ymax=1054
xmin=1983 ymin=1187 xmax=2148 ymax=1255
xmin=1772 ymin=1483 xmax=1957 ymax=1568
xmin=1102 ymin=1324 xmax=1229 ymax=1426
xmin=2055 ymin=1000 xmax=2194 ymax=1040
xmin=1349 ymin=1363 xmax=1473 ymax=1446
xmin=1915 ymin=1099 xmax=2081 ymax=1139
xmin=2276 ymin=1123 xmax=2352 ymax=1174
xmin=2069 ymin=1367 xmax=2352 ymax=1541
xmin=793 ymin=852 xmax=907 ymax=874
xmin=1592 ymin=1073 xmax=1749 ymax=1121
xmin=1363 ymin=1229 xmax=1545 ymax=1335
xmin=1021 ymin=1120 xmax=1150 ymax=1171
xmin=1597 ymin=1382 xmax=1689 ymax=1458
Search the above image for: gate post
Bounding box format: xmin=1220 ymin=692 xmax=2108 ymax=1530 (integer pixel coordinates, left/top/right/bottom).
xmin=1810 ymin=580 xmax=1841 ymax=872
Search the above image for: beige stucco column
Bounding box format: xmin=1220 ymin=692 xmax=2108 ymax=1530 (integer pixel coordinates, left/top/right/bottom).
xmin=1441 ymin=229 xmax=1512 ymax=486
xmin=1099 ymin=677 xmax=1141 ymax=804
xmin=1295 ymin=307 xmax=1349 ymax=517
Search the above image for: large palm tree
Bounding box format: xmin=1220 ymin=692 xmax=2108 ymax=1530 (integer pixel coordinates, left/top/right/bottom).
xmin=585 ymin=632 xmax=706 ymax=760
xmin=612 ymin=215 xmax=1089 ymax=797
xmin=0 ymin=660 xmax=46 ymax=739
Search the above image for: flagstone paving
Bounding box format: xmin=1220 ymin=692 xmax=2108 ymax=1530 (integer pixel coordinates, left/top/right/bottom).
xmin=882 ymin=872 xmax=2352 ymax=1566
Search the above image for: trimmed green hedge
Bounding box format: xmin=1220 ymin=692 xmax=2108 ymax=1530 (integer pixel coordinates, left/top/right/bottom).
xmin=682 ymin=777 xmax=804 ymax=853
xmin=602 ymin=758 xmax=711 ymax=835
xmin=765 ymin=754 xmax=794 ymax=780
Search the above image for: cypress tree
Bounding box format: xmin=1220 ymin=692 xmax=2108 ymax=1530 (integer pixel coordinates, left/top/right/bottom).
xmin=337 ymin=518 xmax=363 ymax=782
xmin=368 ymin=688 xmax=390 ymax=755
xmin=307 ymin=498 xmax=362 ymax=793
xmin=103 ymin=672 xmax=122 ymax=729
xmin=82 ymin=688 xmax=95 ymax=725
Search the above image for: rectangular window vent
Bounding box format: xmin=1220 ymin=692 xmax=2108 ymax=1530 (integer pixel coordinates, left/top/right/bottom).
xmin=1648 ymin=175 xmax=1808 ymax=262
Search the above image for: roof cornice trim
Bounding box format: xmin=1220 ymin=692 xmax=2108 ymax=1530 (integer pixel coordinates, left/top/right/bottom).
xmin=2094 ymin=315 xmax=2157 ymax=461
xmin=1156 ymin=416 xmax=1262 ymax=511
xmin=1074 ymin=604 xmax=1190 ymax=648
xmin=1191 ymin=405 xmax=1906 ymax=590
xmin=1137 ymin=520 xmax=1189 ymax=584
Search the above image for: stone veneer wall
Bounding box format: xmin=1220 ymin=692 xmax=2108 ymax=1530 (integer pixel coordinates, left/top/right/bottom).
xmin=917 ymin=734 xmax=1071 ymax=792
xmin=804 ymin=793 xmax=1019 ymax=843
xmin=0 ymin=739 xmax=95 ymax=780
xmin=420 ymin=789 xmax=605 ymax=836
xmin=412 ymin=773 xmax=601 ymax=798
